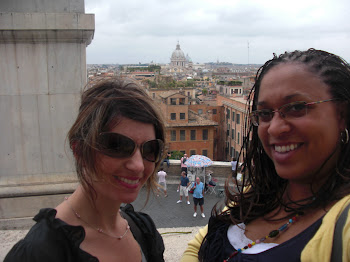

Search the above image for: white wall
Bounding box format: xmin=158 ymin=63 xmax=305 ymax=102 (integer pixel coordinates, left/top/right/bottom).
xmin=0 ymin=2 xmax=94 ymax=187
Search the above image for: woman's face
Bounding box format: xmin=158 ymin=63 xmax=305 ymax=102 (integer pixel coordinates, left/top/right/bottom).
xmin=257 ymin=63 xmax=345 ymax=184
xmin=93 ymin=117 xmax=157 ymax=204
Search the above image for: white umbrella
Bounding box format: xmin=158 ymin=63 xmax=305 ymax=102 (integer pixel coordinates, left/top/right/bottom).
xmin=185 ymin=155 xmax=213 ymax=185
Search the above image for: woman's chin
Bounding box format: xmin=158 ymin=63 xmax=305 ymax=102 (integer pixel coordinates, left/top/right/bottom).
xmin=118 ymin=192 xmax=140 ymax=204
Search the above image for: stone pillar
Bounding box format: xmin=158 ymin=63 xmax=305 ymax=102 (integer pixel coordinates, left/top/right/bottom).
xmin=0 ymin=0 xmax=94 ymax=228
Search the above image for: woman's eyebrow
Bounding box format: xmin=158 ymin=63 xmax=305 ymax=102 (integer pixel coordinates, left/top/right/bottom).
xmin=257 ymin=94 xmax=305 ymax=107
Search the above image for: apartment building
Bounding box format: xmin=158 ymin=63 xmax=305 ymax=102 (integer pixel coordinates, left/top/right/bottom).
xmin=216 ymin=95 xmax=248 ymax=161
xmin=158 ymin=91 xmax=218 ymax=159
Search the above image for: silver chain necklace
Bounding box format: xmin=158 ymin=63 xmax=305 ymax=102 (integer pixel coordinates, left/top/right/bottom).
xmin=65 ymin=197 xmax=130 ymax=240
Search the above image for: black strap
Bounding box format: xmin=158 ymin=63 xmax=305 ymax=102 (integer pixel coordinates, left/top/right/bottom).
xmin=121 ymin=204 xmax=165 ymax=262
xmin=331 ymin=201 xmax=350 ymax=261
xmin=121 ymin=210 xmax=147 ymax=251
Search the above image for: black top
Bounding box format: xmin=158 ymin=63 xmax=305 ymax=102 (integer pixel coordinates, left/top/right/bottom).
xmin=4 ymin=208 xmax=96 ymax=262
xmin=199 ymin=215 xmax=323 ymax=262
xmin=4 ymin=207 xmax=164 ymax=262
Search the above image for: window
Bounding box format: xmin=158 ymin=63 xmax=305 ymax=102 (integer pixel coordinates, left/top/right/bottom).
xmin=170 ymin=98 xmax=177 ymax=105
xmin=237 ymin=113 xmax=240 ymax=124
xmin=170 ymin=113 xmax=176 ymax=120
xmin=170 ymin=130 xmax=176 ymax=141
xmin=198 ymin=109 xmax=203 ymax=114
xmin=231 ymin=147 xmax=234 ymax=156
xmin=202 ymin=129 xmax=208 ymax=140
xmin=226 ymin=108 xmax=230 ymax=119
xmin=227 ymin=124 xmax=230 ymax=137
xmin=180 ymin=113 xmax=185 ymax=120
xmin=180 ymin=130 xmax=186 ymax=141
xmin=237 ymin=132 xmax=240 ymax=145
xmin=232 ymin=128 xmax=235 ymax=139
xmin=212 ymin=109 xmax=217 ymax=115
xmin=180 ymin=150 xmax=185 ymax=155
xmin=190 ymin=130 xmax=196 ymax=140
xmin=187 ymin=92 xmax=190 ymax=97
xmin=202 ymin=150 xmax=208 ymax=156
xmin=232 ymin=112 xmax=235 ymax=122
xmin=190 ymin=150 xmax=196 ymax=156
xmin=179 ymin=98 xmax=185 ymax=105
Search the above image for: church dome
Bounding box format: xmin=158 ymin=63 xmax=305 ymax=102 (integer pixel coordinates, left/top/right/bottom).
xmin=171 ymin=42 xmax=186 ymax=61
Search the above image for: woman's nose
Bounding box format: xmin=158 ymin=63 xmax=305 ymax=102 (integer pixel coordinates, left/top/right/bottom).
xmin=125 ymin=148 xmax=145 ymax=172
xmin=267 ymin=113 xmax=291 ymax=136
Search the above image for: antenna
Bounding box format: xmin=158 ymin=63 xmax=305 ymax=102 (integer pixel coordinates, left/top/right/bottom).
xmin=247 ymin=41 xmax=250 ymax=67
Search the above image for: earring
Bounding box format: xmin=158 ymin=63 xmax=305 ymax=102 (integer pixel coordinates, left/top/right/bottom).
xmin=341 ymin=128 xmax=349 ymax=144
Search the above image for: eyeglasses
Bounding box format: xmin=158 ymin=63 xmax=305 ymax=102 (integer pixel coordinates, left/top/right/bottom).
xmin=250 ymin=99 xmax=336 ymax=127
xmin=97 ymin=132 xmax=164 ymax=162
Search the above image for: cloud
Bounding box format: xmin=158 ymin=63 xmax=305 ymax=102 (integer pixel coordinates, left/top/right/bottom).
xmin=85 ymin=0 xmax=350 ymax=64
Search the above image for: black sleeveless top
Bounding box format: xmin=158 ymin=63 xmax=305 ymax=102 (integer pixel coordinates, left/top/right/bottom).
xmin=199 ymin=215 xmax=323 ymax=262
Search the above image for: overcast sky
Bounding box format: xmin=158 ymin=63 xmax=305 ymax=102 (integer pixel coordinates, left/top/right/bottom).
xmin=85 ymin=0 xmax=350 ymax=65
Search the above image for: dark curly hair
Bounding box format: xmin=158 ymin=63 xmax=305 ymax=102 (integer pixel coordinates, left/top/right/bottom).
xmin=199 ymin=49 xmax=350 ymax=261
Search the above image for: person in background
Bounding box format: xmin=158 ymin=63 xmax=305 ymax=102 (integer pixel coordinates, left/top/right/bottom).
xmin=161 ymin=151 xmax=171 ymax=169
xmin=231 ymin=157 xmax=237 ymax=171
xmin=181 ymin=153 xmax=188 ymax=174
xmin=177 ymin=171 xmax=191 ymax=205
xmin=192 ymin=177 xmax=205 ymax=218
xmin=181 ymin=49 xmax=350 ymax=262
xmin=5 ymin=78 xmax=165 ymax=262
xmin=157 ymin=167 xmax=168 ymax=197
xmin=231 ymin=157 xmax=238 ymax=179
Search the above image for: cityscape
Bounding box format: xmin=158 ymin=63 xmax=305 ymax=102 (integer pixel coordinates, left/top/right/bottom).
xmin=87 ymin=42 xmax=261 ymax=162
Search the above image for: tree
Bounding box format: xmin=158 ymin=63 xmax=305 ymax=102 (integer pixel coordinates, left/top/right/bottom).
xmin=186 ymin=79 xmax=195 ymax=87
xmin=170 ymin=151 xmax=185 ymax=160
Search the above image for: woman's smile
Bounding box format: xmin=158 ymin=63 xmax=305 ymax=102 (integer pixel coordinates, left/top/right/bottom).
xmin=274 ymin=143 xmax=301 ymax=153
xmin=113 ymin=176 xmax=141 ymax=189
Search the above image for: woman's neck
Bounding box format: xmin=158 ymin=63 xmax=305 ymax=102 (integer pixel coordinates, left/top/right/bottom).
xmin=283 ymin=182 xmax=315 ymax=203
xmin=69 ymin=186 xmax=123 ymax=230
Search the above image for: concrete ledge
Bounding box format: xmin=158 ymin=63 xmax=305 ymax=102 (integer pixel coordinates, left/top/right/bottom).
xmin=0 ymin=182 xmax=77 ymax=198
xmin=0 ymin=193 xmax=69 ymax=220
xmin=0 ymin=13 xmax=95 ymax=30
xmin=0 ymin=217 xmax=35 ymax=230
xmin=0 ymin=13 xmax=95 ymax=44
xmin=0 ymin=30 xmax=95 ymax=44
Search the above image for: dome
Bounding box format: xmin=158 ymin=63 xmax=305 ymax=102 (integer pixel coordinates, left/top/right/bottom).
xmin=171 ymin=42 xmax=186 ymax=61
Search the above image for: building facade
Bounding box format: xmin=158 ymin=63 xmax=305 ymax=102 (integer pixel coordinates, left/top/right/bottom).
xmin=158 ymin=91 xmax=218 ymax=159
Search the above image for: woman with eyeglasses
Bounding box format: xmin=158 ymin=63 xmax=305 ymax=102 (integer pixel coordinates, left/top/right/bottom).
xmin=5 ymin=78 xmax=165 ymax=262
xmin=181 ymin=49 xmax=350 ymax=262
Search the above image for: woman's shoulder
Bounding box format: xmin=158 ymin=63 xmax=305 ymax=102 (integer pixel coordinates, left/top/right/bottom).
xmin=4 ymin=208 xmax=87 ymax=262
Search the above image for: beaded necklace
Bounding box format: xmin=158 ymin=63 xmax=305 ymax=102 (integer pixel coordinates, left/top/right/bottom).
xmin=65 ymin=197 xmax=130 ymax=240
xmin=223 ymin=213 xmax=300 ymax=262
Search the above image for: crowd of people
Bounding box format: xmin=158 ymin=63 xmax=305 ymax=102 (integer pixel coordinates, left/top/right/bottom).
xmin=5 ymin=48 xmax=350 ymax=262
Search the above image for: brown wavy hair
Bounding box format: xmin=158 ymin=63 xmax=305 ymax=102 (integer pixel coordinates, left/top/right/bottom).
xmin=67 ymin=77 xmax=165 ymax=202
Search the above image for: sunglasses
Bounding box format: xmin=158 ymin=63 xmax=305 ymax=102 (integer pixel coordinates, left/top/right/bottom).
xmin=97 ymin=132 xmax=164 ymax=162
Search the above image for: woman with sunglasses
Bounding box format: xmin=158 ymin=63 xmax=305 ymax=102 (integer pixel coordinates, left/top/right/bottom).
xmin=181 ymin=49 xmax=350 ymax=262
xmin=5 ymin=78 xmax=165 ymax=262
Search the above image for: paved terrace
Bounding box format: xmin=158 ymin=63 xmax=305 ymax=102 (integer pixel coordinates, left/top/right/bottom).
xmin=0 ymin=177 xmax=229 ymax=262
